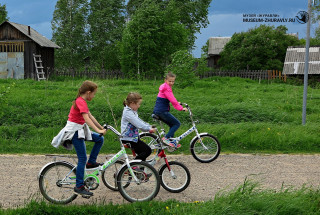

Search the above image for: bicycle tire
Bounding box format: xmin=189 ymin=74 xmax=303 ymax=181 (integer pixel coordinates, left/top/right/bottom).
xmin=117 ymin=161 xmax=160 ymax=202
xmin=101 ymin=160 xmax=126 ymax=191
xmin=159 ymin=161 xmax=191 ymax=193
xmin=39 ymin=161 xmax=77 ymax=204
xmin=190 ymin=133 xmax=221 ymax=163
xmin=139 ymin=133 xmax=161 ymax=162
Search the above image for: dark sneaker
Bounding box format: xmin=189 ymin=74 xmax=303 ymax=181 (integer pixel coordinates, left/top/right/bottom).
xmin=86 ymin=162 xmax=103 ymax=169
xmin=74 ymin=186 xmax=93 ymax=196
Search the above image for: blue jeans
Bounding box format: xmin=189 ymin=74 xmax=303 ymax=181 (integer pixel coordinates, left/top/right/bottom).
xmin=153 ymin=111 xmax=180 ymax=138
xmin=72 ymin=131 xmax=104 ymax=188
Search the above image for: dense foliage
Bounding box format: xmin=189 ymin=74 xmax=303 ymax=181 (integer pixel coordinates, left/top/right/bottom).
xmin=52 ymin=0 xmax=89 ymax=70
xmin=51 ymin=0 xmax=212 ymax=77
xmin=218 ymin=25 xmax=303 ymax=71
xmin=120 ymin=0 xmax=189 ymax=78
xmin=87 ymin=0 xmax=125 ymax=70
xmin=0 ymin=3 xmax=9 ymax=23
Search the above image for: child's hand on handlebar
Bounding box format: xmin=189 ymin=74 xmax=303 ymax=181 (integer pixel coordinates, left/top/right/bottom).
xmin=149 ymin=128 xmax=156 ymax=133
xmin=99 ymin=129 xmax=107 ymax=136
xmin=182 ymin=107 xmax=188 ymax=112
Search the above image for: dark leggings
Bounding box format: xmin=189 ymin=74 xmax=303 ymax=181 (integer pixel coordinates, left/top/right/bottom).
xmin=122 ymin=139 xmax=152 ymax=161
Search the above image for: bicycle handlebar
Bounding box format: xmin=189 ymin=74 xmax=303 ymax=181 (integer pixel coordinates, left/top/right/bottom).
xmin=179 ymin=102 xmax=189 ymax=107
xmin=99 ymin=124 xmax=122 ymax=137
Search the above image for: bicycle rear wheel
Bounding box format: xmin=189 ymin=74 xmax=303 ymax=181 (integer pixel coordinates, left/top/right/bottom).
xmin=38 ymin=161 xmax=77 ymax=204
xmin=101 ymin=160 xmax=125 ymax=191
xmin=159 ymin=161 xmax=191 ymax=193
xmin=117 ymin=161 xmax=160 ymax=202
xmin=190 ymin=134 xmax=221 ymax=163
xmin=139 ymin=133 xmax=161 ymax=162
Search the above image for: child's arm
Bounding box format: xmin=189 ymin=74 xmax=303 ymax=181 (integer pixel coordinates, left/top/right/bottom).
xmin=163 ymin=88 xmax=184 ymax=111
xmin=83 ymin=113 xmax=106 ymax=135
xmin=88 ymin=112 xmax=104 ymax=130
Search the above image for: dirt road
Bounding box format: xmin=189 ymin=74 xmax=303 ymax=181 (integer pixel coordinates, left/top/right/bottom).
xmin=1 ymin=154 xmax=320 ymax=209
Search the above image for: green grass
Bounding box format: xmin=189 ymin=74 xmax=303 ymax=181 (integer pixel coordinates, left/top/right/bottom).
xmin=2 ymin=181 xmax=320 ymax=214
xmin=1 ymin=77 xmax=320 ymax=154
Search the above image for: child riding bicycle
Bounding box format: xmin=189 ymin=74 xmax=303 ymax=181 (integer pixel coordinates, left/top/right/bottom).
xmin=51 ymin=80 xmax=107 ymax=197
xmin=121 ymin=92 xmax=155 ymax=162
xmin=152 ymin=72 xmax=187 ymax=148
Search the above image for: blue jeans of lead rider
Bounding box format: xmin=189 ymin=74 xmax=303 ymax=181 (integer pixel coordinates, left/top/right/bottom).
xmin=153 ymin=111 xmax=181 ymax=138
xmin=72 ymin=131 xmax=104 ymax=188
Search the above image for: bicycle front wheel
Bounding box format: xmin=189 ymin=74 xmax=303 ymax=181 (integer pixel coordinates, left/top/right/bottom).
xmin=159 ymin=161 xmax=191 ymax=193
xmin=101 ymin=160 xmax=125 ymax=191
xmin=117 ymin=161 xmax=160 ymax=202
xmin=38 ymin=161 xmax=77 ymax=204
xmin=139 ymin=133 xmax=161 ymax=162
xmin=190 ymin=134 xmax=221 ymax=163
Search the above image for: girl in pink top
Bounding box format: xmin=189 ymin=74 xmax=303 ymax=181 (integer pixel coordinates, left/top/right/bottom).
xmin=153 ymin=72 xmax=187 ymax=148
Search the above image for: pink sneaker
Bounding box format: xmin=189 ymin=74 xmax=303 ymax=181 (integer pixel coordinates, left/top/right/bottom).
xmin=168 ymin=141 xmax=181 ymax=148
xmin=162 ymin=137 xmax=170 ymax=145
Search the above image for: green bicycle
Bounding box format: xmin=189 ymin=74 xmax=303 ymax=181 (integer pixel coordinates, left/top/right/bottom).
xmin=38 ymin=124 xmax=160 ymax=204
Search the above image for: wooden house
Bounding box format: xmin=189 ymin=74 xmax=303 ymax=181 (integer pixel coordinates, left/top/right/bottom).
xmin=0 ymin=21 xmax=59 ymax=80
xmin=207 ymin=37 xmax=231 ymax=68
xmin=283 ymin=46 xmax=320 ymax=75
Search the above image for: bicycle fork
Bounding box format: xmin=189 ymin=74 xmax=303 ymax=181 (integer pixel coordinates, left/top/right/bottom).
xmin=194 ymin=128 xmax=209 ymax=150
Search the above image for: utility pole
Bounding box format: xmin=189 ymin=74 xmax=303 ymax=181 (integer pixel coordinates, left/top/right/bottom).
xmin=302 ymin=0 xmax=312 ymax=125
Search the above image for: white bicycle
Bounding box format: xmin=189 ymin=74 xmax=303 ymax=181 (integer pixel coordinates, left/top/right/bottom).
xmin=140 ymin=103 xmax=221 ymax=163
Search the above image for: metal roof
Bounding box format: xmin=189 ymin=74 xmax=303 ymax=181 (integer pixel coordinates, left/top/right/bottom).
xmin=283 ymin=46 xmax=320 ymax=75
xmin=2 ymin=21 xmax=59 ymax=48
xmin=208 ymin=37 xmax=231 ymax=55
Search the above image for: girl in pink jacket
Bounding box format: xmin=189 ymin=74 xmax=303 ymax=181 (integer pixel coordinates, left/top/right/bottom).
xmin=152 ymin=72 xmax=187 ymax=148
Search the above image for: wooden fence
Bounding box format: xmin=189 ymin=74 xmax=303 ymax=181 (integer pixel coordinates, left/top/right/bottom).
xmin=50 ymin=68 xmax=286 ymax=82
xmin=199 ymin=70 xmax=286 ymax=82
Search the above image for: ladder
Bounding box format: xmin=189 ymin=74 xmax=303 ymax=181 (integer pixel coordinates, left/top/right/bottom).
xmin=33 ymin=54 xmax=46 ymax=81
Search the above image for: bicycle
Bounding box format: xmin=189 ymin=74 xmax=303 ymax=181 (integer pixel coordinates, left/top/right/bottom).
xmin=139 ymin=103 xmax=221 ymax=163
xmin=38 ymin=124 xmax=160 ymax=204
xmin=103 ymin=127 xmax=191 ymax=193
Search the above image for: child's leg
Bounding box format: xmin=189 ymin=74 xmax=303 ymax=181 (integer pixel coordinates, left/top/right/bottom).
xmin=156 ymin=112 xmax=180 ymax=138
xmin=87 ymin=132 xmax=104 ymax=164
xmin=72 ymin=131 xmax=87 ymax=188
xmin=130 ymin=139 xmax=152 ymax=161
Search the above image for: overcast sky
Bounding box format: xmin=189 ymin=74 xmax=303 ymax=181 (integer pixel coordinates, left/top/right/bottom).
xmin=1 ymin=0 xmax=316 ymax=58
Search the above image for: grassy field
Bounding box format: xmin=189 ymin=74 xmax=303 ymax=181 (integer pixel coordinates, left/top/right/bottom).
xmin=1 ymin=76 xmax=320 ymax=214
xmin=1 ymin=76 xmax=320 ymax=154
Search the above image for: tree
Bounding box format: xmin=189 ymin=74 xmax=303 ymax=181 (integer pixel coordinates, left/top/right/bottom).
xmin=218 ymin=25 xmax=303 ymax=71
xmin=120 ymin=0 xmax=189 ymax=78
xmin=52 ymin=0 xmax=89 ymax=70
xmin=165 ymin=50 xmax=197 ymax=89
xmin=0 ymin=3 xmax=9 ymax=23
xmin=126 ymin=0 xmax=211 ymax=50
xmin=87 ymin=0 xmax=125 ymax=70
xmin=201 ymin=39 xmax=209 ymax=58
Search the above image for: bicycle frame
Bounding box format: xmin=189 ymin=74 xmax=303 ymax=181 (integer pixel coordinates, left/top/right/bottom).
xmin=155 ymin=103 xmax=202 ymax=144
xmin=41 ymin=125 xmax=142 ymax=186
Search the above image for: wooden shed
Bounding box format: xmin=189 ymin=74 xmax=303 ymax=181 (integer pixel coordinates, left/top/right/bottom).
xmin=0 ymin=21 xmax=59 ymax=80
xmin=283 ymin=46 xmax=320 ymax=75
xmin=207 ymin=37 xmax=231 ymax=68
